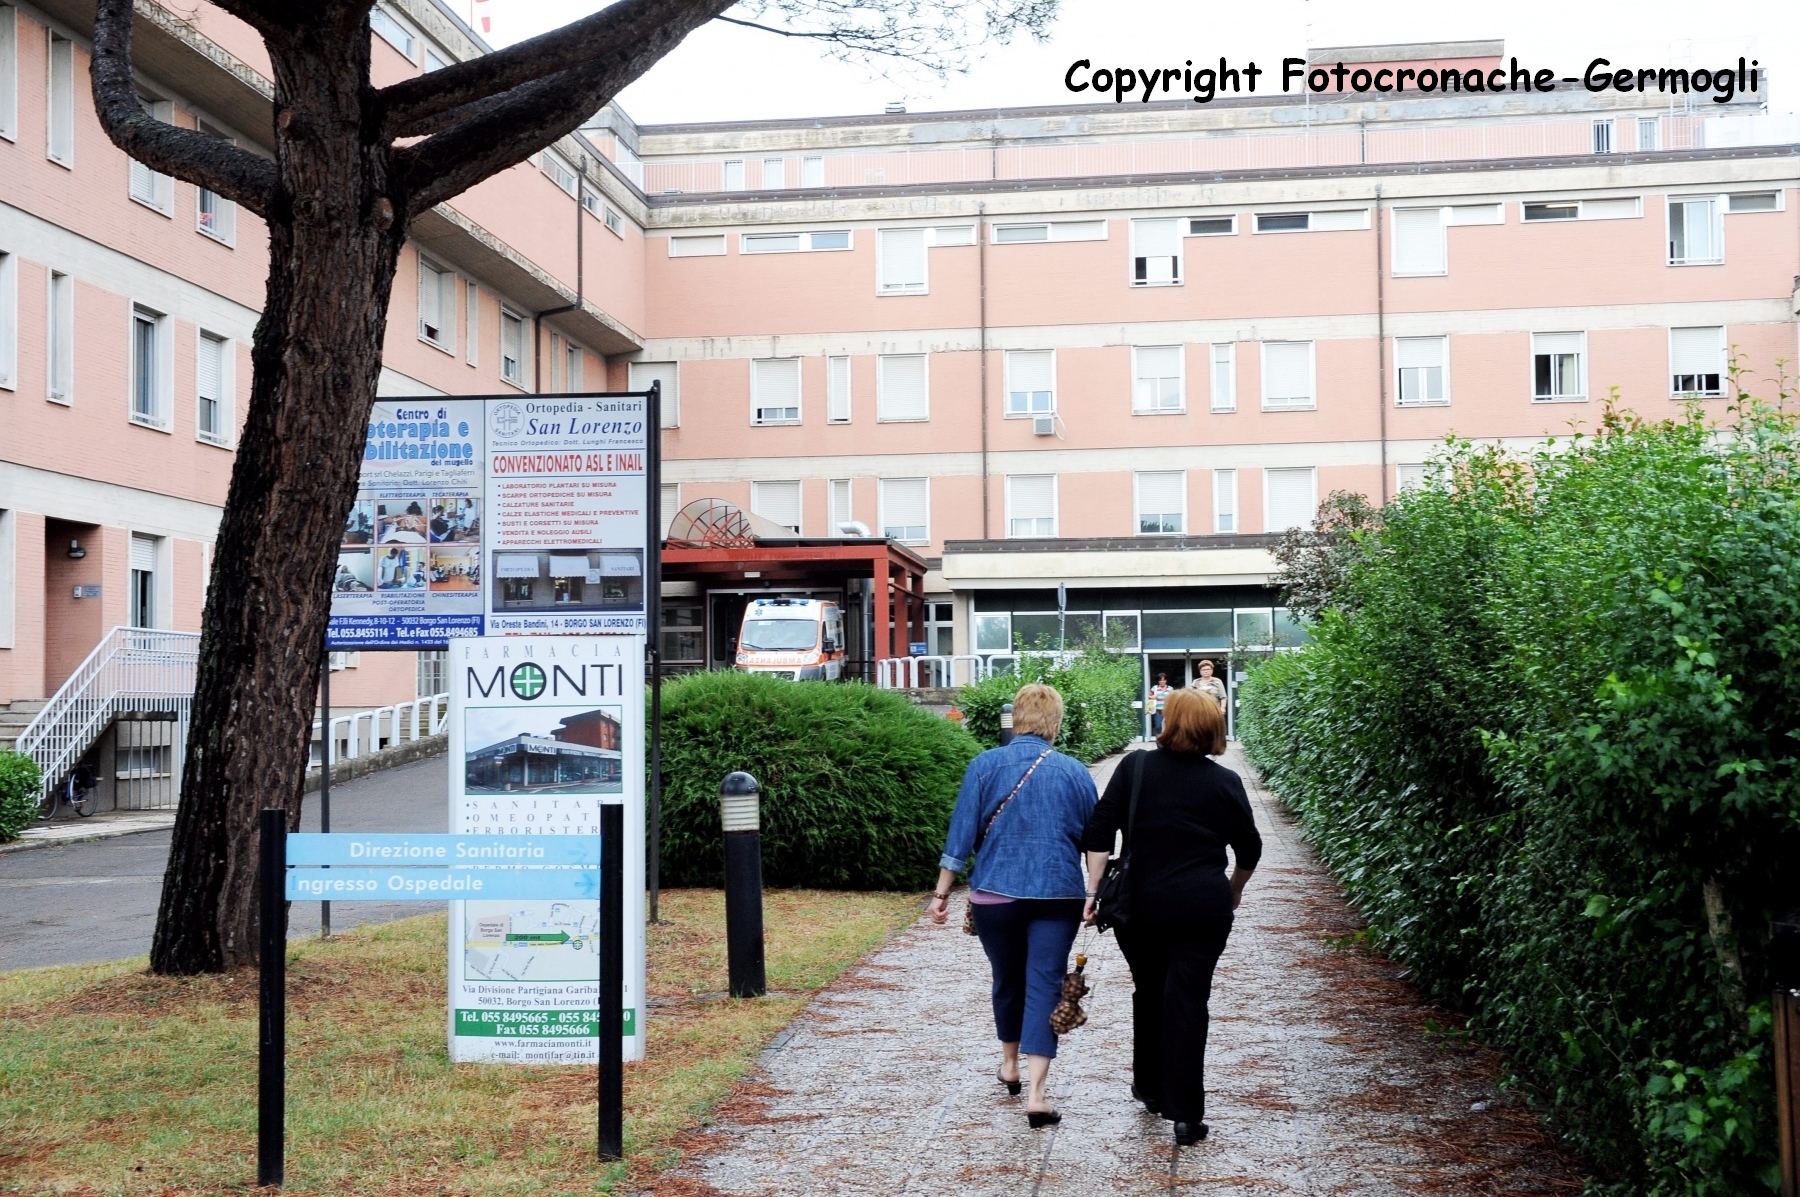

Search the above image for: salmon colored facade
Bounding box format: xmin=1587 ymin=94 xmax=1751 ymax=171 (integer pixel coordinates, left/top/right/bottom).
xmin=2 ymin=10 xmax=1797 ymax=709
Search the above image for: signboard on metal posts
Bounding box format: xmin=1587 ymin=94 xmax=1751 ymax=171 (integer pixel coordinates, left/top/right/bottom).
xmin=446 ymin=634 xmax=647 ymax=1064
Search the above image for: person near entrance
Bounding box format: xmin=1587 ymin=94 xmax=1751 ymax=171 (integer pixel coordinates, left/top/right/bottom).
xmin=1081 ymin=688 xmax=1261 ymax=1146
xmin=1148 ymin=673 xmax=1173 ymax=737
xmin=927 ymin=683 xmax=1098 ymax=1129
xmin=1187 ymin=658 xmax=1228 ymax=715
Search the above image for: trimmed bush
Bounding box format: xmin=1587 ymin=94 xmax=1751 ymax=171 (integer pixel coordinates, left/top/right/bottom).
xmin=958 ymin=644 xmax=1140 ymax=763
xmin=0 ymin=751 xmax=43 ymax=842
xmin=655 ymin=672 xmax=979 ymax=890
xmin=1239 ymin=400 xmax=1800 ymax=1195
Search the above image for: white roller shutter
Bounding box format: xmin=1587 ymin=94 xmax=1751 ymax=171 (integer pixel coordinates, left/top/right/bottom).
xmin=131 ymin=533 xmax=158 ymax=572
xmin=1670 ymin=326 xmax=1724 ymax=393
xmin=1213 ymin=469 xmax=1238 ymax=533
xmin=881 ymin=478 xmax=929 ymax=541
xmin=197 ymin=335 xmax=223 ymax=403
xmin=1007 ymin=475 xmax=1056 ymax=537
xmin=659 ymin=484 xmax=679 ymax=538
xmin=751 ymin=481 xmax=802 ymax=533
xmin=1262 ymin=342 xmax=1313 ymax=408
xmin=1264 ymin=468 xmax=1317 ymax=531
xmin=878 ymin=354 xmax=928 ymax=421
xmin=1392 ymin=208 xmax=1446 ymax=274
xmin=827 ymin=356 xmax=851 ymax=422
xmin=751 ymin=357 xmax=801 ymax=424
xmin=1131 ymin=218 xmax=1181 ymax=285
xmin=878 ymin=228 xmax=927 ymax=293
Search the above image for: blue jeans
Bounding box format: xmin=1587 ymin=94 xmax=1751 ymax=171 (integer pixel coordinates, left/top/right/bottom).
xmin=972 ymin=899 xmax=1083 ymax=1058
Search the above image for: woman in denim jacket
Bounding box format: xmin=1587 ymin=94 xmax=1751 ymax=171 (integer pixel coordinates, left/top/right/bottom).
xmin=926 ymin=683 xmax=1099 ymax=1128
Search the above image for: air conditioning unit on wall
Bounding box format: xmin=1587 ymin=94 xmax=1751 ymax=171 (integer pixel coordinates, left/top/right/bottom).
xmin=1032 ymin=416 xmax=1055 ymax=436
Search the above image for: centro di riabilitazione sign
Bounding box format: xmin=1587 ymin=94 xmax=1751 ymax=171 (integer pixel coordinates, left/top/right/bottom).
xmin=328 ymin=393 xmax=650 ymax=648
xmin=447 ymin=635 xmax=647 ymax=1064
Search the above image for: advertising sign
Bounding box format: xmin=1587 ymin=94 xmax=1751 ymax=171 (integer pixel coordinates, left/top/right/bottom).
xmin=327 ymin=393 xmax=649 ymax=648
xmin=446 ymin=635 xmax=646 ymax=1065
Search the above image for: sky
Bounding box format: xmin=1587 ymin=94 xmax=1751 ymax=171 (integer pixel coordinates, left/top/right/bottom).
xmin=464 ymin=0 xmax=1800 ymax=124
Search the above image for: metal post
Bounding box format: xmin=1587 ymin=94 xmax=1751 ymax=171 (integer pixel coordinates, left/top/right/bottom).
xmin=257 ymin=807 xmax=286 ymax=1188
xmin=319 ymin=657 xmax=330 ymax=939
xmin=646 ymin=379 xmax=663 ymax=924
xmin=719 ymin=772 xmax=766 ymax=998
xmin=599 ymin=799 xmax=624 ymax=1161
xmin=999 ymin=702 xmax=1015 ymax=747
xmin=1774 ymin=913 xmax=1800 ymax=1197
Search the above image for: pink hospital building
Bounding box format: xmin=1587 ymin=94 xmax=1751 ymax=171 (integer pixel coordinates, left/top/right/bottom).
xmin=2 ymin=2 xmax=1798 ymax=793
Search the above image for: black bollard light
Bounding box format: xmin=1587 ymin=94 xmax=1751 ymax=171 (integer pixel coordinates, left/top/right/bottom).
xmin=999 ymin=702 xmax=1015 ymax=746
xmin=720 ymin=772 xmax=767 ymax=998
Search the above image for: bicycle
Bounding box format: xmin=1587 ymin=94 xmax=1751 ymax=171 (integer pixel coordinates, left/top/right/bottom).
xmin=38 ymin=763 xmax=100 ymax=819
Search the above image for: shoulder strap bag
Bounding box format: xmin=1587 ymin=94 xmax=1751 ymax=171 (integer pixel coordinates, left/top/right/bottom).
xmin=1092 ymin=749 xmax=1146 ymax=934
xmin=961 ymin=747 xmax=1053 ymax=936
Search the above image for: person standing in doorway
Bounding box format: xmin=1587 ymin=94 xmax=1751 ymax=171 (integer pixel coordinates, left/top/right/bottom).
xmin=1082 ymin=689 xmax=1261 ymax=1145
xmin=1148 ymin=673 xmax=1173 ymax=738
xmin=928 ymin=683 xmax=1098 ymax=1129
xmin=1188 ymin=658 xmax=1228 ymax=716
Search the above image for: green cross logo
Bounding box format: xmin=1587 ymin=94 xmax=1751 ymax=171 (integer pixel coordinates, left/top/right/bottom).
xmin=509 ymin=662 xmax=547 ymax=700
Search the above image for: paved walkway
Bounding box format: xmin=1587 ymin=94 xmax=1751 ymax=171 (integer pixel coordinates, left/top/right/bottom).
xmin=661 ymin=744 xmax=1581 ymax=1197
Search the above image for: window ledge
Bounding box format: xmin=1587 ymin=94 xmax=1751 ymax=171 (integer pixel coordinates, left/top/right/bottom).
xmin=1261 ymin=403 xmax=1317 ymax=412
xmin=47 ymin=154 xmax=73 ymax=171
xmin=1531 ymin=395 xmax=1588 ymax=404
xmin=877 ymin=289 xmax=929 ymax=297
xmin=197 ymin=227 xmax=234 ymax=248
xmin=129 ymin=194 xmax=173 ymax=219
xmin=129 ymin=413 xmax=172 ymax=432
xmin=419 ymin=334 xmax=455 ymax=356
xmin=197 ymin=433 xmax=233 ymax=449
xmin=751 ymin=419 xmax=802 ymax=427
xmin=1129 ymin=281 xmax=1183 ymax=288
xmin=1395 ymin=399 xmax=1451 ymax=408
xmin=875 ymin=416 xmax=930 ymax=423
xmin=1003 ymin=411 xmax=1056 ymax=419
xmin=1668 ymin=258 xmax=1725 ymax=267
xmin=45 ymin=393 xmax=71 ymax=407
xmin=1133 ymin=407 xmax=1189 ymax=416
xmin=1672 ymin=392 xmax=1726 ymax=400
xmin=499 ymin=376 xmax=529 ymax=392
xmin=1392 ymin=270 xmax=1448 ymax=278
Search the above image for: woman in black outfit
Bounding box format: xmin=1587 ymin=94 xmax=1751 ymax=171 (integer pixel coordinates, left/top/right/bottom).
xmin=1080 ymin=688 xmax=1261 ymax=1146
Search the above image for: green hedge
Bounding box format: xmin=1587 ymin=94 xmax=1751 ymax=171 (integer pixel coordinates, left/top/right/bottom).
xmin=1239 ymin=401 xmax=1800 ymax=1195
xmin=0 ymin=751 xmax=42 ymax=842
xmin=655 ymin=671 xmax=979 ymax=890
xmin=958 ymin=644 xmax=1140 ymax=763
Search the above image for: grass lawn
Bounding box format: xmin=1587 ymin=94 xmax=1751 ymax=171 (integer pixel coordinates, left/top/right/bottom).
xmin=0 ymin=889 xmax=920 ymax=1196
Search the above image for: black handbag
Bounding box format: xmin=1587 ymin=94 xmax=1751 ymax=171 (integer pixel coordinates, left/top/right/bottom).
xmin=1092 ymin=749 xmax=1145 ymax=933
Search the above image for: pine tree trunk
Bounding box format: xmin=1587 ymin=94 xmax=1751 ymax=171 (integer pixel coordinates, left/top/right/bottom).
xmin=151 ymin=21 xmax=402 ymax=973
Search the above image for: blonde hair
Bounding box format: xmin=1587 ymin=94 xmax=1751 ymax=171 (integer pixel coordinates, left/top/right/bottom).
xmin=1011 ymin=683 xmax=1064 ymax=741
xmin=1158 ymin=688 xmax=1226 ymax=756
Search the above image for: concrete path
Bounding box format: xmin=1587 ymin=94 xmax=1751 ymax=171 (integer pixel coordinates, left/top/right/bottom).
xmin=660 ymin=744 xmax=1582 ymax=1197
xmin=0 ymin=753 xmax=450 ymax=971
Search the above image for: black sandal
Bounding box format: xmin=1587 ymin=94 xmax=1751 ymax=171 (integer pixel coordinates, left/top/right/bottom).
xmin=997 ymin=1067 xmax=1022 ymax=1097
xmin=1026 ymin=1109 xmax=1062 ymax=1128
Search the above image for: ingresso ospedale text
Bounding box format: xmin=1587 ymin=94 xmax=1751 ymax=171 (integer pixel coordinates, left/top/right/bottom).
xmin=1063 ymin=57 xmax=1761 ymax=105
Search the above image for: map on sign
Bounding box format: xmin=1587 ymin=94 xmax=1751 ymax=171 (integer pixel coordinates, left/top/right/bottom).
xmin=464 ymin=901 xmax=599 ymax=982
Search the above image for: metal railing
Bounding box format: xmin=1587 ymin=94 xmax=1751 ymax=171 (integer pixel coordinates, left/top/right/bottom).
xmin=307 ymin=694 xmax=449 ymax=772
xmin=16 ymin=626 xmax=200 ymax=809
xmin=875 ymin=655 xmax=1002 ymax=690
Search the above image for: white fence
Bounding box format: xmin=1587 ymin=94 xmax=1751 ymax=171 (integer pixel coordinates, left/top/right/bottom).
xmin=308 ymin=694 xmax=449 ymax=771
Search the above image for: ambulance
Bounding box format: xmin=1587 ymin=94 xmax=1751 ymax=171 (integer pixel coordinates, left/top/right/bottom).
xmin=734 ymin=597 xmax=847 ymax=680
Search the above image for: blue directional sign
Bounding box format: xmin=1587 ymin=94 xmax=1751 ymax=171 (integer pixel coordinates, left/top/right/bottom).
xmin=285 ymin=867 xmax=599 ymax=902
xmin=286 ymin=833 xmax=599 ymax=867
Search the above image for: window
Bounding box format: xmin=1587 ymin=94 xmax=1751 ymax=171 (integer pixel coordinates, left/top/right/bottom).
xmin=369 ymin=6 xmax=416 ymax=59
xmin=1728 ymin=191 xmax=1780 ymax=213
xmin=877 ymin=353 xmax=928 ymax=421
xmin=464 ymin=281 xmax=478 ymax=365
xmin=1638 ymin=117 xmax=1659 ymax=151
xmin=196 ymin=123 xmax=237 ymax=244
xmin=1255 ymin=210 xmax=1368 ymax=233
xmin=659 ymin=483 xmax=679 ymax=539
xmin=1261 ymin=341 xmax=1314 ymax=410
xmin=127 ymin=95 xmax=175 ymax=213
xmin=1257 ymin=212 xmax=1310 ymax=232
xmin=1136 ymin=471 xmax=1185 ymax=535
xmin=1213 ymin=469 xmax=1237 ymax=534
xmin=47 ymin=32 xmax=73 ymax=166
xmin=880 ymin=477 xmax=929 ymax=543
xmin=0 ymin=250 xmax=14 ymax=391
xmin=669 ymin=235 xmax=725 ymax=257
xmin=993 ymin=221 xmax=1106 ymax=243
xmin=1396 ymin=463 xmax=1429 ymax=492
xmin=751 ymin=357 xmax=801 ymax=425
xmin=0 ymin=4 xmax=17 ymax=142
xmin=197 ymin=331 xmax=229 ymax=444
xmin=878 ymin=228 xmax=927 ymax=294
xmin=563 ymin=341 xmax=583 ymax=392
xmin=603 ymin=207 xmax=623 ymax=236
xmin=802 ymin=155 xmax=824 ymax=187
xmin=1188 ymin=216 xmax=1235 ymax=236
xmin=830 ymin=478 xmax=852 ymax=529
xmin=541 ymin=152 xmax=577 ymax=196
xmin=1130 ymin=218 xmax=1181 ymax=285
xmin=1209 ymin=343 xmax=1235 ymax=412
xmin=1522 ymin=201 xmax=1577 ymax=222
xmin=46 ymin=269 xmax=71 ymax=402
xmin=499 ymin=309 xmax=526 ymax=385
xmin=1592 ymin=119 xmax=1614 ymax=154
xmin=996 ymin=224 xmax=1047 ymax=243
xmin=1006 ymin=475 xmax=1056 ymax=538
xmin=1392 ymin=208 xmax=1446 ymax=275
xmin=827 ymin=355 xmax=851 ymax=423
xmin=1532 ymin=332 xmax=1586 ymax=401
xmin=1132 ymin=345 xmax=1183 ymax=413
xmin=417 ymin=256 xmax=455 ymax=351
xmin=630 ymin=361 xmax=679 ymax=428
xmin=1524 ymin=198 xmax=1640 ymax=222
xmin=129 ymin=304 xmax=170 ymax=428
xmin=751 ymin=481 xmax=802 ymax=533
xmin=424 ymin=47 xmax=447 ymax=72
xmin=1670 ymin=326 xmax=1725 ymax=396
xmin=130 ymin=534 xmax=158 ymax=628
xmin=929 ymin=226 xmax=975 ymax=246
xmin=742 ymin=231 xmax=850 ymax=253
xmin=761 ymin=158 xmax=785 ymax=188
xmin=1264 ymin=467 xmax=1318 ymax=532
xmin=1005 ymin=350 xmax=1053 ymax=416
xmin=722 ymin=160 xmax=745 ymax=191
xmin=1395 ymin=336 xmax=1448 ymax=405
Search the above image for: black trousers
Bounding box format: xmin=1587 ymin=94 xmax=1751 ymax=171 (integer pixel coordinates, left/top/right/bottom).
xmin=1115 ymin=916 xmax=1233 ymax=1123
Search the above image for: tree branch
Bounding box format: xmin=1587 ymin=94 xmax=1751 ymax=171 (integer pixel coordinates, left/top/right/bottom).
xmin=396 ymin=0 xmax=736 ymax=216
xmin=92 ymin=0 xmax=277 ymax=215
xmin=380 ymin=0 xmax=727 ymax=141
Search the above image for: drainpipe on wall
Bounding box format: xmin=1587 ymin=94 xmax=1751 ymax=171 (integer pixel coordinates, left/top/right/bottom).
xmin=534 ymin=155 xmax=589 ymax=394
xmin=1374 ymin=184 xmax=1390 ymax=505
xmin=979 ymin=200 xmax=990 ymax=539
